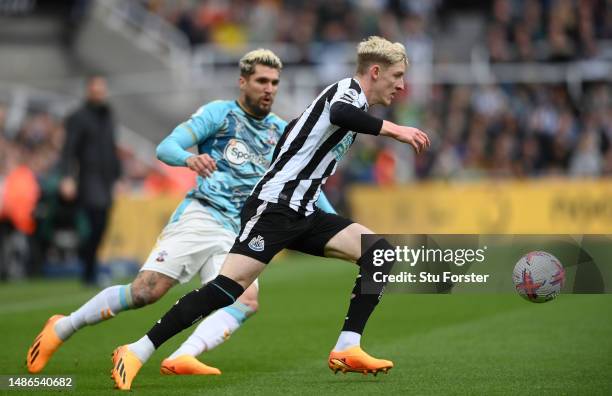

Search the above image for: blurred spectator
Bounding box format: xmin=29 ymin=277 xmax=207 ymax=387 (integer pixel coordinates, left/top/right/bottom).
xmin=0 ymin=104 xmax=6 ymax=136
xmin=248 ymin=0 xmax=281 ymax=42
xmin=143 ymin=162 xmax=196 ymax=195
xmin=373 ymin=147 xmax=398 ymax=185
xmin=431 ymin=138 xmax=462 ymax=179
xmin=570 ymin=132 xmax=602 ymax=177
xmin=0 ymin=144 xmax=40 ymax=236
xmin=58 ymin=76 xmax=121 ymax=286
xmin=0 ymin=142 xmax=40 ymax=280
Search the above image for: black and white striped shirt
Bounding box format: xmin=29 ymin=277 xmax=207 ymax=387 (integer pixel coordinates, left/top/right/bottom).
xmin=251 ymin=77 xmax=369 ymax=215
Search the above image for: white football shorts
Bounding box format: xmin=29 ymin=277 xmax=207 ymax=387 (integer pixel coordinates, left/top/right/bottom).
xmin=141 ymin=199 xmax=258 ymax=288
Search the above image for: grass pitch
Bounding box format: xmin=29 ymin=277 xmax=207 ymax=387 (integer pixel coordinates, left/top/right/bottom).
xmin=1 ymin=254 xmax=611 ymax=395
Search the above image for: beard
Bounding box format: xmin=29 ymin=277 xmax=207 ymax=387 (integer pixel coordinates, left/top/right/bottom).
xmin=244 ymin=94 xmax=272 ymax=118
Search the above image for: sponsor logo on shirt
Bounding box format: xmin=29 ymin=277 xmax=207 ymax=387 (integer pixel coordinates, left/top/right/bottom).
xmin=224 ymin=139 xmax=251 ymax=166
xmin=331 ymin=132 xmax=356 ymax=161
xmin=224 ymin=139 xmax=269 ymax=167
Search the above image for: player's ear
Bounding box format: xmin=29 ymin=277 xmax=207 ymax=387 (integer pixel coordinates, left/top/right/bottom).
xmin=238 ymin=75 xmax=247 ymax=89
xmin=370 ymin=64 xmax=380 ymax=81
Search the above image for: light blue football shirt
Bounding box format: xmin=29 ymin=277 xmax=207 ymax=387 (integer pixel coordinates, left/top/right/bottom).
xmin=157 ymin=100 xmax=335 ymax=234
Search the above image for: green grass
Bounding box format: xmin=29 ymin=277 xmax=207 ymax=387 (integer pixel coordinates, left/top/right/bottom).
xmin=1 ymin=254 xmax=611 ymax=395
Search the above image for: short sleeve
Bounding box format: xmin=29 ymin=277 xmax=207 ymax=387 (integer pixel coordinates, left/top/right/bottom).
xmin=329 ymin=79 xmax=362 ymax=108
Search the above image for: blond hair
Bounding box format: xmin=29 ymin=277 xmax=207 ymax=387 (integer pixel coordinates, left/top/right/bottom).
xmin=239 ymin=49 xmax=283 ymax=76
xmin=356 ymin=36 xmax=408 ymax=75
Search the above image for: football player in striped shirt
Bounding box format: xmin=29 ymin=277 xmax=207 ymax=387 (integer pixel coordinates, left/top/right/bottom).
xmin=111 ymin=36 xmax=430 ymax=390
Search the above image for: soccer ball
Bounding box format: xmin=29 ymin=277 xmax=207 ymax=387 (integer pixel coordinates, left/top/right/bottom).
xmin=512 ymin=251 xmax=565 ymax=303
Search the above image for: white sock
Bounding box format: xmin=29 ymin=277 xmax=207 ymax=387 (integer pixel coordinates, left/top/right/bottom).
xmin=168 ymin=302 xmax=252 ymax=359
xmin=128 ymin=335 xmax=155 ymax=363
xmin=333 ymin=331 xmax=361 ymax=351
xmin=54 ymin=284 xmax=134 ymax=340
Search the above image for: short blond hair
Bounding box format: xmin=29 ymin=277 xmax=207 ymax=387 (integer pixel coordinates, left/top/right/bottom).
xmin=356 ymin=36 xmax=408 ymax=75
xmin=239 ymin=49 xmax=283 ymax=77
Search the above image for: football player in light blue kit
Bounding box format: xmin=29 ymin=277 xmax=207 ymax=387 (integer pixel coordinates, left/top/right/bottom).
xmin=26 ymin=49 xmax=336 ymax=376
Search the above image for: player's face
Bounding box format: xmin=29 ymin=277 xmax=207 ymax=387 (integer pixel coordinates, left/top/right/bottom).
xmin=373 ymin=62 xmax=406 ymax=106
xmin=240 ymin=65 xmax=280 ymax=117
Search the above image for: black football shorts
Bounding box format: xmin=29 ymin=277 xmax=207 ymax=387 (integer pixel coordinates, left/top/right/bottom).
xmin=229 ymin=197 xmax=354 ymax=264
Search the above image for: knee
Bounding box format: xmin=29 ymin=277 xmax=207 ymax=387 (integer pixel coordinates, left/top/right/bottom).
xmin=131 ymin=271 xmax=177 ymax=307
xmin=130 ymin=281 xmax=166 ymax=307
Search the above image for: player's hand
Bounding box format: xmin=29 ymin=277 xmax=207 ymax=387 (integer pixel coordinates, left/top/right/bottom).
xmin=380 ymin=121 xmax=430 ymax=154
xmin=186 ymin=154 xmax=217 ymax=178
xmin=59 ymin=177 xmax=77 ymax=201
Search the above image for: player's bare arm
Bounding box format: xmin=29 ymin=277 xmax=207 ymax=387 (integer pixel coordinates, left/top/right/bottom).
xmin=379 ymin=120 xmax=430 ymax=154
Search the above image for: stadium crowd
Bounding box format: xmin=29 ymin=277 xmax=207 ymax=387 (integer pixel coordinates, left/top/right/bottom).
xmin=136 ymin=0 xmax=612 ymax=184
xmin=142 ymin=0 xmax=610 ymax=61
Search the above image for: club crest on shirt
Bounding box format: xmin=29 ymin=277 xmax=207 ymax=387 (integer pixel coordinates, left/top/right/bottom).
xmin=267 ymin=127 xmax=278 ymax=145
xmin=340 ymin=88 xmax=359 ymax=103
xmin=155 ymin=250 xmax=168 ymax=262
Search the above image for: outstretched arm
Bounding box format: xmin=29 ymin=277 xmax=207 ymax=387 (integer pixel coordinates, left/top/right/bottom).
xmin=329 ymin=102 xmax=430 ymax=154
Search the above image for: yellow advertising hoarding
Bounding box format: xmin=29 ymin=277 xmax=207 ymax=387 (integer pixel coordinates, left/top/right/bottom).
xmin=99 ymin=194 xmax=182 ymax=263
xmin=349 ymin=180 xmax=612 ymax=234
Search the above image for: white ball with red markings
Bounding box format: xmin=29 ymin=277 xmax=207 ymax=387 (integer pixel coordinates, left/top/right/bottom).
xmin=513 ymin=251 xmax=565 ymax=303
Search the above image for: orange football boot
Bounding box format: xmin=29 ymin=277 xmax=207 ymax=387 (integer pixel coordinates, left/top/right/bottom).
xmin=160 ymin=355 xmax=221 ymax=375
xmin=328 ymin=346 xmax=393 ymax=376
xmin=111 ymin=345 xmax=143 ymax=390
xmin=26 ymin=315 xmax=65 ymax=373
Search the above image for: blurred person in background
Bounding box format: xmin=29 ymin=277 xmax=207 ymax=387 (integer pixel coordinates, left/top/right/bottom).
xmin=58 ymin=75 xmax=121 ymax=286
xmin=0 ymin=142 xmax=40 ymax=280
xmin=0 ymin=105 xmax=64 ymax=279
